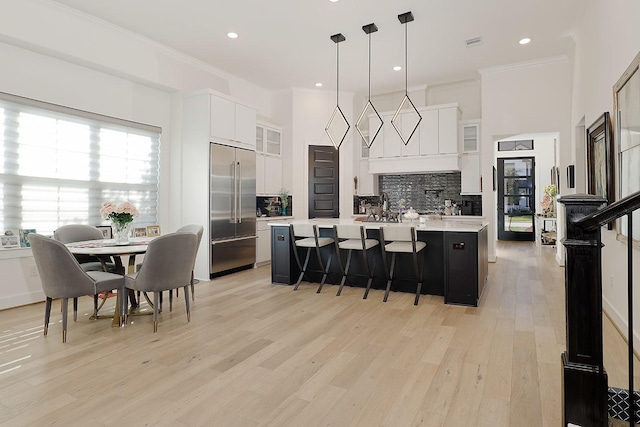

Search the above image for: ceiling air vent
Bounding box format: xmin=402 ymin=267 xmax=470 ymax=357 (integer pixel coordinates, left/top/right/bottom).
xmin=465 ymin=37 xmax=482 ymax=48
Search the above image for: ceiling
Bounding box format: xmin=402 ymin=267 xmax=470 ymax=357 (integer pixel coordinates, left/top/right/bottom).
xmin=49 ymin=0 xmax=585 ymax=97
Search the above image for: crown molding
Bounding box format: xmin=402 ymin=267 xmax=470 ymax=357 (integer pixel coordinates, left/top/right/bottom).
xmin=479 ymin=55 xmax=569 ymax=76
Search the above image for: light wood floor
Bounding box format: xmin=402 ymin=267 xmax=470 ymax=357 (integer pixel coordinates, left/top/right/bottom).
xmin=0 ymin=241 xmax=637 ymax=426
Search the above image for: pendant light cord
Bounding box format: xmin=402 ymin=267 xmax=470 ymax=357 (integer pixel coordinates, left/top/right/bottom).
xmin=404 ymin=22 xmax=408 ymax=95
xmin=336 ymin=41 xmax=340 ymax=105
xmin=368 ymin=32 xmax=372 ymax=100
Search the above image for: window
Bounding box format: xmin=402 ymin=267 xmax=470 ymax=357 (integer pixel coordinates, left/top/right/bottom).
xmin=0 ymin=93 xmax=160 ymax=237
xmin=498 ymin=139 xmax=534 ymax=151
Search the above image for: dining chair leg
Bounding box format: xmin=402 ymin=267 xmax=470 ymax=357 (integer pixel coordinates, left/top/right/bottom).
xmin=412 ymin=251 xmax=423 ymax=306
xmin=183 ymin=286 xmax=191 ymax=322
xmin=362 ymin=251 xmax=375 ymax=300
xmin=383 ymin=253 xmax=397 ymax=303
xmin=44 ymin=297 xmax=52 ymax=336
xmin=190 ymin=271 xmax=195 ymax=301
xmin=293 ymin=248 xmax=311 ymax=291
xmin=93 ymin=294 xmax=99 ymax=320
xmin=61 ymin=298 xmax=69 ymax=343
xmin=73 ymin=297 xmax=78 ymax=322
xmin=169 ymin=291 xmax=173 ymax=312
xmin=153 ymin=292 xmax=159 ymax=333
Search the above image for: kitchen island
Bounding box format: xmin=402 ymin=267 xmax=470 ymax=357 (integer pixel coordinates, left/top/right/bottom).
xmin=270 ymin=218 xmax=488 ymax=306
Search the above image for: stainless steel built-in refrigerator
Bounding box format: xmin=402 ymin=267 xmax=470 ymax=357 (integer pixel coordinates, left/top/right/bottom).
xmin=210 ymin=143 xmax=256 ymax=275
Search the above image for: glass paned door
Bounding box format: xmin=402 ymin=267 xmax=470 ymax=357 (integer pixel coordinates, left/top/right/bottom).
xmin=497 ymin=157 xmax=535 ymax=241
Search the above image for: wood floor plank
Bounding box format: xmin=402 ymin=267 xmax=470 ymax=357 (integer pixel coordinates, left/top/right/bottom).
xmin=0 ymin=242 xmax=638 ymax=425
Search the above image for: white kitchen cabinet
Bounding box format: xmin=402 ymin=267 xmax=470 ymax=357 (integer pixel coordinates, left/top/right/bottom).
xmin=209 ymin=93 xmax=256 ymax=149
xmin=181 ymin=89 xmax=257 ymax=279
xmin=256 ymin=219 xmax=288 ymax=265
xmin=460 ymin=153 xmax=482 ymax=194
xmin=358 ymin=159 xmax=376 ymax=195
xmin=256 ymin=122 xmax=282 ymax=155
xmin=419 ymin=109 xmax=439 ymax=155
xmin=382 ymin=113 xmax=402 ymax=158
xmin=438 ymin=107 xmax=459 ymax=154
xmin=263 ymin=155 xmax=282 ymax=195
xmin=401 ymin=111 xmax=420 ymax=156
xmin=256 ymin=154 xmax=266 ymax=194
xmin=460 ymin=120 xmax=480 ymax=153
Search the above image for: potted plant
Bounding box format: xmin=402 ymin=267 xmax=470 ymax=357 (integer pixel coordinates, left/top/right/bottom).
xmin=279 ymin=188 xmax=289 ymax=216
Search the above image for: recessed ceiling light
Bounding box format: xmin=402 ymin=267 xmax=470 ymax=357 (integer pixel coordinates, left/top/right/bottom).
xmin=315 ymin=82 xmax=323 ymax=87
xmin=519 ymin=37 xmax=531 ymax=45
xmin=227 ymin=32 xmax=238 ymax=39
xmin=329 ymin=0 xmax=339 ymax=2
xmin=393 ymin=66 xmax=402 ymax=71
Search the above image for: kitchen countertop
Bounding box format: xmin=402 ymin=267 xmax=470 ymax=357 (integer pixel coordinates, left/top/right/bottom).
xmin=268 ymin=217 xmax=487 ymax=233
xmin=257 ymin=215 xmax=294 ymax=221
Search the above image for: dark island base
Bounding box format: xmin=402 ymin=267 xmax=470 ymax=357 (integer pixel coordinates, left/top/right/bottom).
xmin=270 ymin=225 xmax=487 ymax=306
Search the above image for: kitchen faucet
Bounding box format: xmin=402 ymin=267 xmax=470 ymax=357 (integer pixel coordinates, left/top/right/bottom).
xmin=380 ymin=192 xmax=388 ymax=211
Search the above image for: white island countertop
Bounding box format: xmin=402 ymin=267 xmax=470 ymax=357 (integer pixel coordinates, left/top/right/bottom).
xmin=268 ymin=217 xmax=488 ymax=233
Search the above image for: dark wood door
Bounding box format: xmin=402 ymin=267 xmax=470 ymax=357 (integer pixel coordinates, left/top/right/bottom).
xmin=308 ymin=145 xmax=339 ymax=218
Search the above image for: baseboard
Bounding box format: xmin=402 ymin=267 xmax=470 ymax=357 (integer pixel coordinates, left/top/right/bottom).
xmin=603 ymin=296 xmax=640 ymax=360
xmin=0 ymin=290 xmax=45 ymax=311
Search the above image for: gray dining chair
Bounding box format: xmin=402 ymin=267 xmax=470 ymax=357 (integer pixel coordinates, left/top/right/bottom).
xmin=176 ymin=224 xmax=203 ymax=301
xmin=29 ymin=233 xmax=126 ymax=343
xmin=54 ymin=224 xmax=116 ymax=272
xmin=125 ymin=231 xmax=198 ymax=332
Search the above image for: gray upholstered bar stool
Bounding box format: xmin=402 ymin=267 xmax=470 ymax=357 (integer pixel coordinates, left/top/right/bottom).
xmin=333 ymin=224 xmax=379 ymax=298
xmin=290 ymin=223 xmax=334 ymax=293
xmin=379 ymin=226 xmax=426 ymax=305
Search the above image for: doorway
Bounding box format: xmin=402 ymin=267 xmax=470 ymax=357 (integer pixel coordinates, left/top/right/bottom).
xmin=308 ymin=145 xmax=339 ymax=218
xmin=497 ymin=157 xmax=535 ymax=241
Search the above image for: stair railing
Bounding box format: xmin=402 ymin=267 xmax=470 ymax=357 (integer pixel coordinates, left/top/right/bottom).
xmin=559 ymin=191 xmax=640 ymax=427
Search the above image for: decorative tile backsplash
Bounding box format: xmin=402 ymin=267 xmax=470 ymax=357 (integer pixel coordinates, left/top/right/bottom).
xmin=378 ymin=172 xmax=482 ymax=215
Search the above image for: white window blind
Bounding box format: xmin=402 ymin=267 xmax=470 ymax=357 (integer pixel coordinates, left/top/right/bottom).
xmin=0 ymin=93 xmax=160 ymax=237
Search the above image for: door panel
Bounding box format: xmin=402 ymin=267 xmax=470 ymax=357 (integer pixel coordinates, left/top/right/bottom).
xmin=497 ymin=157 xmax=535 ymax=241
xmin=210 ymin=143 xmax=237 ymax=241
xmin=236 ymin=147 xmax=256 ymax=238
xmin=308 ymin=145 xmax=339 ymax=218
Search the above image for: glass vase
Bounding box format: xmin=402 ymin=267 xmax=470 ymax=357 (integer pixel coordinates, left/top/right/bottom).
xmin=111 ymin=221 xmax=132 ymax=245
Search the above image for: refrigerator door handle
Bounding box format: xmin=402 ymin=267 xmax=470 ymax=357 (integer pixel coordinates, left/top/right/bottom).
xmin=232 ymin=161 xmax=238 ymax=224
xmin=237 ymin=160 xmax=242 ymax=224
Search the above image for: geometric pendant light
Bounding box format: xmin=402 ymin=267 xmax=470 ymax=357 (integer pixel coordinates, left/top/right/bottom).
xmin=391 ymin=11 xmax=422 ymax=146
xmin=325 ymin=33 xmax=350 ymax=150
xmin=356 ymin=23 xmax=383 ymax=148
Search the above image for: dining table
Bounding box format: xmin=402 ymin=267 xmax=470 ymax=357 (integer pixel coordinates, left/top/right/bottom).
xmin=67 ymin=237 xmax=153 ymax=326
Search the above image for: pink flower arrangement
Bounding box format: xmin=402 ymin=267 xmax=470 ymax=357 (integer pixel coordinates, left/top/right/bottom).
xmin=101 ymin=201 xmax=139 ymax=225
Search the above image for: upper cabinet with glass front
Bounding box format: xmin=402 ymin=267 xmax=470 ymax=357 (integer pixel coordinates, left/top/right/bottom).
xmin=460 ymin=120 xmax=480 ymax=153
xmin=256 ymin=122 xmax=282 ymax=156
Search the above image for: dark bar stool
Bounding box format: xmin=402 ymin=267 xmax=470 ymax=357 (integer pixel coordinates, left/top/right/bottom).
xmin=379 ymin=226 xmax=426 ymax=305
xmin=333 ymin=224 xmax=379 ymax=298
xmin=290 ymin=223 xmax=334 ymax=292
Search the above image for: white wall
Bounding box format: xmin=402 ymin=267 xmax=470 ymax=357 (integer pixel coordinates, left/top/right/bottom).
xmin=480 ymin=56 xmax=572 ymax=262
xmin=288 ymin=89 xmax=355 ymax=220
xmin=427 ymin=80 xmax=482 ymax=120
xmin=0 ymin=1 xmax=275 ymax=309
xmin=570 ymin=0 xmax=640 ymax=347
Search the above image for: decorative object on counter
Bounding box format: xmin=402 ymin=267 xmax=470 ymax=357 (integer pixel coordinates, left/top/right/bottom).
xmin=279 ymin=188 xmax=289 ymax=216
xmin=444 ymin=199 xmax=453 ymax=216
xmin=391 ymin=11 xmax=422 ymax=146
xmin=19 ymin=228 xmax=36 ymax=247
xmin=325 ymin=33 xmax=350 ymax=150
xmin=356 ymin=22 xmax=383 ymax=149
xmin=101 ymin=200 xmax=139 ymax=245
xmin=404 ymin=207 xmax=419 ymax=222
xmin=353 ymin=176 xmax=358 ymax=195
xmin=540 ymin=184 xmax=557 ymax=217
xmin=2 ymin=230 xmax=19 ymax=248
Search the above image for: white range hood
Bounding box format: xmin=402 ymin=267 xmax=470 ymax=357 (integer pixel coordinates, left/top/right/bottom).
xmin=368 ymin=153 xmax=460 ymax=174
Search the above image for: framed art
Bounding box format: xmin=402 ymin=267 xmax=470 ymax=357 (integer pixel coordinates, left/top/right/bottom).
xmin=146 ymin=225 xmax=161 ymax=237
xmin=586 ymin=112 xmax=614 ymax=229
xmin=614 ymin=50 xmax=640 ymax=241
xmin=134 ymin=227 xmax=147 ymax=238
xmin=95 ymin=226 xmax=112 ymax=239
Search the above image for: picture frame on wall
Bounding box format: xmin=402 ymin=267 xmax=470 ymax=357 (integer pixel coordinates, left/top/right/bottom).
xmin=95 ymin=226 xmax=112 ymax=239
xmin=586 ymin=111 xmax=614 ymax=230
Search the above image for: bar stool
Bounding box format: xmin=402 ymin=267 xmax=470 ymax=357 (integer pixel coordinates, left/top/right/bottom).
xmin=290 ymin=223 xmax=334 ymax=292
xmin=379 ymin=226 xmax=426 ymax=305
xmin=333 ymin=224 xmax=379 ymax=298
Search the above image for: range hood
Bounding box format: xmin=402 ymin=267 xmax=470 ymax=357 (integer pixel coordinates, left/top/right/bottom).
xmin=368 ymin=154 xmax=460 ymax=174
